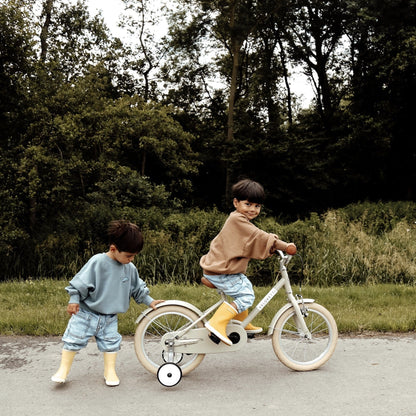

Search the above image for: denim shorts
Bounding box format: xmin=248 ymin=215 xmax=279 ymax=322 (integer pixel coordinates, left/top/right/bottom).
xmin=203 ymin=273 xmax=255 ymax=313
xmin=62 ymin=309 xmax=122 ymax=352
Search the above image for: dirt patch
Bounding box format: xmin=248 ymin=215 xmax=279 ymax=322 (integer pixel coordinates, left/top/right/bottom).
xmin=0 ymin=335 xmax=61 ymax=369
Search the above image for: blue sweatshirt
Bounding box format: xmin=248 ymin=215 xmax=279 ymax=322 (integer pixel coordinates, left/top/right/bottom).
xmin=66 ymin=253 xmax=154 ymax=314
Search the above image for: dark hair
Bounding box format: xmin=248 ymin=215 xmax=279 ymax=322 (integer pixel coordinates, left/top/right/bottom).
xmin=231 ymin=179 xmax=265 ymax=204
xmin=107 ymin=220 xmax=144 ymax=253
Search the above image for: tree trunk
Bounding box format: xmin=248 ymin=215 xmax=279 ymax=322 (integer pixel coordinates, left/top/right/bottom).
xmin=40 ymin=0 xmax=54 ymax=62
xmin=225 ymin=1 xmax=242 ymax=202
xmin=277 ymin=35 xmax=293 ymax=126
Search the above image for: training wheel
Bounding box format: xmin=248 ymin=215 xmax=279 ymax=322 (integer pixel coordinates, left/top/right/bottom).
xmin=157 ymin=363 xmax=182 ymax=387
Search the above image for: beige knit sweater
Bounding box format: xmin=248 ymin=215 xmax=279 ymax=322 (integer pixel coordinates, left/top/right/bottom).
xmin=200 ymin=211 xmax=287 ymax=275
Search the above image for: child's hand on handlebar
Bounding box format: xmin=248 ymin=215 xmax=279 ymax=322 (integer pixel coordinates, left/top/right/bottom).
xmin=273 ymin=240 xmax=297 ymax=255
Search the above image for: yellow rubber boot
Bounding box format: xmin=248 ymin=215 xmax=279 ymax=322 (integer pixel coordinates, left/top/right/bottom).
xmin=51 ymin=350 xmax=77 ymax=383
xmin=234 ymin=310 xmax=263 ymax=334
xmin=104 ymin=352 xmax=120 ymax=387
xmin=205 ymin=302 xmax=238 ymax=346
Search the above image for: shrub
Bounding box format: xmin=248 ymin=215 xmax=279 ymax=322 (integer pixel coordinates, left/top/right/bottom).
xmin=2 ymin=201 xmax=416 ymax=286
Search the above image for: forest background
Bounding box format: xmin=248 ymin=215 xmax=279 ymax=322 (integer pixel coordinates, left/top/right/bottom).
xmin=1 ymin=0 xmax=416 ymax=286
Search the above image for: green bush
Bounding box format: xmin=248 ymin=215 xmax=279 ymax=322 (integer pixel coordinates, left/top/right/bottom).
xmin=136 ymin=208 xmax=227 ymax=285
xmin=294 ymin=209 xmax=416 ymax=285
xmin=1 ymin=201 xmax=416 ymax=286
xmin=339 ymin=201 xmax=416 ymax=235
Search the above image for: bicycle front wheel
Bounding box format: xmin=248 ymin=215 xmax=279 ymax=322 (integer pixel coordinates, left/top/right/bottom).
xmin=134 ymin=305 xmax=205 ymax=375
xmin=272 ymin=302 xmax=338 ymax=371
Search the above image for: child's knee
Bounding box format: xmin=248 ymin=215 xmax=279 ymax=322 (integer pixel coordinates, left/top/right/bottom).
xmin=234 ymin=294 xmax=255 ymax=313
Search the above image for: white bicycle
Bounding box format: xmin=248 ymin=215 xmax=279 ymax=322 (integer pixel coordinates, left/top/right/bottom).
xmin=134 ymin=250 xmax=338 ymax=387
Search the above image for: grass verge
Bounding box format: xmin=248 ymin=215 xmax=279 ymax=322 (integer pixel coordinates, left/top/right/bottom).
xmin=0 ymin=280 xmax=415 ymax=336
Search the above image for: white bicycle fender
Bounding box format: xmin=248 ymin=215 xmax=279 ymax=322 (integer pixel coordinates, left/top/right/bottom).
xmin=135 ymin=300 xmax=204 ymax=325
xmin=267 ymin=299 xmax=315 ymax=335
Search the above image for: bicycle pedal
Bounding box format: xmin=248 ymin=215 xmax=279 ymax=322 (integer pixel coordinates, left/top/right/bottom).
xmin=208 ymin=333 xmax=221 ymax=344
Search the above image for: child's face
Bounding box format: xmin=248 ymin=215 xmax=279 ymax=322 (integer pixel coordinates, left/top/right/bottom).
xmin=233 ymin=199 xmax=261 ymax=220
xmin=108 ymin=245 xmax=138 ymax=264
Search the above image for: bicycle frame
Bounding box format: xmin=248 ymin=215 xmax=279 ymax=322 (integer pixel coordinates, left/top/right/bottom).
xmin=136 ymin=251 xmax=314 ymax=350
xmin=245 ymin=251 xmax=313 ymax=339
xmin=135 ymin=250 xmax=338 ymax=385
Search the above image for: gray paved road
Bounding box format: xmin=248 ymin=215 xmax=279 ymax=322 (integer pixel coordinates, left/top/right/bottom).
xmin=1 ymin=334 xmax=415 ymax=416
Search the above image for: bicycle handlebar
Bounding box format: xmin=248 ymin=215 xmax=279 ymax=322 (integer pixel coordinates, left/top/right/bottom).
xmin=274 ymin=249 xmax=292 ymax=260
xmin=275 ymin=249 xmax=284 ymax=257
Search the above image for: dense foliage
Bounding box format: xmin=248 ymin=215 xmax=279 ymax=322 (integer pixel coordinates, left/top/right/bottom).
xmin=2 ymin=200 xmax=416 ymax=286
xmin=1 ymin=0 xmax=415 ymax=279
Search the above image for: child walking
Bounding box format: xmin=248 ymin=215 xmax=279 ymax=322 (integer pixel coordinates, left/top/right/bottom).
xmin=200 ymin=179 xmax=296 ymax=345
xmin=51 ymin=220 xmax=164 ymax=386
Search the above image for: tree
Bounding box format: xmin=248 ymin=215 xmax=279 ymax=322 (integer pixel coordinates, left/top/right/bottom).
xmin=281 ymin=0 xmax=348 ymax=129
xmin=0 ymin=0 xmax=201 ymax=277
xmin=161 ymin=0 xmax=290 ymax=203
xmin=345 ymin=0 xmax=416 ymax=200
xmin=0 ymin=0 xmax=36 ymax=146
xmin=119 ymin=0 xmax=168 ymax=101
xmin=0 ymin=0 xmax=38 ymax=263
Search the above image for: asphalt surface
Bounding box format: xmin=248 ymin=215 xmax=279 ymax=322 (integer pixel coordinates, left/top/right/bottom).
xmin=1 ymin=334 xmax=415 ymax=416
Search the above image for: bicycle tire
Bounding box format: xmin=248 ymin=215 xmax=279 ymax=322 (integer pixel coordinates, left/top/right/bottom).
xmin=272 ymin=302 xmax=338 ymax=371
xmin=134 ymin=305 xmax=205 ymax=375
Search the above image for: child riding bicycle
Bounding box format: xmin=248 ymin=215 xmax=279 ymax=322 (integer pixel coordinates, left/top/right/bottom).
xmin=200 ymin=179 xmax=296 ymax=345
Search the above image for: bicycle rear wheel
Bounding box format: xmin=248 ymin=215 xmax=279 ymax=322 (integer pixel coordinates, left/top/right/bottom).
xmin=272 ymin=302 xmax=338 ymax=371
xmin=134 ymin=305 xmax=205 ymax=375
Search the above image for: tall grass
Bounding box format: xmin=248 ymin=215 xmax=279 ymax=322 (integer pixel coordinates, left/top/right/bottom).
xmin=0 ymin=280 xmax=415 ymax=335
xmin=282 ymin=210 xmax=416 ymax=286
xmin=133 ymin=202 xmax=416 ymax=286
xmin=3 ymin=201 xmax=416 ymax=286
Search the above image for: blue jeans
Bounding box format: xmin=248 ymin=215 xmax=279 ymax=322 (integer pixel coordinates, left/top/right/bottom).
xmin=203 ymin=273 xmax=255 ymax=313
xmin=62 ymin=309 xmax=122 ymax=352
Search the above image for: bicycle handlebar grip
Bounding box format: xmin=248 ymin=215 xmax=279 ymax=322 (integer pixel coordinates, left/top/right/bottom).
xmin=285 ymin=243 xmax=297 ymax=255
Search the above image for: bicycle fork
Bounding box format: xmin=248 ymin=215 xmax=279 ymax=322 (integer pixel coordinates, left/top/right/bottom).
xmin=287 ymin=293 xmax=312 ymax=339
